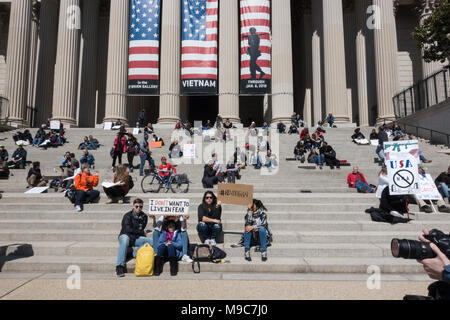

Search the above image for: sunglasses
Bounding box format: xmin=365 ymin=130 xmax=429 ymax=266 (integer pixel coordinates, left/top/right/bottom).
xmin=134 ymin=205 xmax=143 ymax=209
xmin=205 ymin=197 xmax=213 ymax=200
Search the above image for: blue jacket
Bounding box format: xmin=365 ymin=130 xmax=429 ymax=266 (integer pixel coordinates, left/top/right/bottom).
xmin=157 ymin=230 xmax=183 ymax=259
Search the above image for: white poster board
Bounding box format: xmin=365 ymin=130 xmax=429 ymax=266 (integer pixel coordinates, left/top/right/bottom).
xmin=104 ymin=122 xmax=113 ymax=130
xmin=194 ymin=120 xmax=203 ymax=128
xmin=149 ymin=199 xmax=190 ymax=216
xmin=133 ymin=128 xmax=140 ymax=135
xmin=183 ymin=144 xmax=195 ymax=159
xmin=417 ymin=174 xmax=443 ymax=201
xmin=384 ymin=140 xmax=420 ymax=195
xmin=50 ymin=120 xmax=60 ymax=130
xmin=25 ymin=187 xmax=50 ymax=194
xmin=370 ymin=140 xmax=379 ymax=146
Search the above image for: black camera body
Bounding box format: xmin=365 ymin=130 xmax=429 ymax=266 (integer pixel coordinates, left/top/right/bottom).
xmin=391 ymin=229 xmax=450 ymax=260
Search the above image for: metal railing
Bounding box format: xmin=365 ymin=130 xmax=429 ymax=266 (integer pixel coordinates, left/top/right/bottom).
xmin=393 ymin=66 xmax=450 ymax=119
xmin=400 ymin=122 xmax=450 ymax=147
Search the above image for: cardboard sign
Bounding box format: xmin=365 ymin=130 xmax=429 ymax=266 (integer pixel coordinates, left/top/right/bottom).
xmin=50 ymin=120 xmax=60 ymax=130
xmin=417 ymin=174 xmax=443 ymax=201
xmin=149 ymin=141 xmax=162 ymax=149
xmin=25 ymin=187 xmax=50 ymax=194
xmin=384 ymin=140 xmax=420 ymax=195
xmin=218 ymin=183 xmax=254 ymax=206
xmin=149 ymin=199 xmax=190 ymax=216
xmin=183 ymin=144 xmax=195 ymax=159
xmin=104 ymin=122 xmax=113 ymax=130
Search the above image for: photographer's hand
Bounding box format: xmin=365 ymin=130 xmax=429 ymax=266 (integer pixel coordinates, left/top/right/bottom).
xmin=418 ymin=244 xmax=450 ymax=281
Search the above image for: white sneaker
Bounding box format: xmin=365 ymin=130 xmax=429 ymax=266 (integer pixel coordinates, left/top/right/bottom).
xmin=389 ymin=211 xmax=404 ymax=218
xmin=209 ymin=239 xmax=216 ymax=246
xmin=181 ymin=254 xmax=193 ymax=263
xmin=75 ymin=205 xmax=82 ymax=212
xmin=204 ymin=239 xmax=211 ymax=245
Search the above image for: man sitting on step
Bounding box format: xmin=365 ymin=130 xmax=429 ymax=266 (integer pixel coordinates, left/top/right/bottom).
xmin=7 ymin=143 xmax=27 ymax=169
xmin=73 ymin=164 xmax=100 ymax=213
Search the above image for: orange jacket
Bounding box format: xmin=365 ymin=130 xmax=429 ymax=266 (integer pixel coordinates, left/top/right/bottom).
xmin=74 ymin=172 xmax=99 ymax=192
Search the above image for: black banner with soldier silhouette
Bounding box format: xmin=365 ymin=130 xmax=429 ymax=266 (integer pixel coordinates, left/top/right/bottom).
xmin=239 ymin=0 xmax=272 ymax=95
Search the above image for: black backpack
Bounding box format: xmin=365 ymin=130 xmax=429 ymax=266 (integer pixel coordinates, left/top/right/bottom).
xmin=190 ymin=244 xmax=227 ymax=274
xmin=65 ymin=185 xmax=77 ymax=203
xmin=128 ymin=175 xmax=134 ymax=190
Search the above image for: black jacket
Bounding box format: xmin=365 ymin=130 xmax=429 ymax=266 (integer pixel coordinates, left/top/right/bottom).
xmin=198 ymin=203 xmax=222 ymax=222
xmin=320 ymin=146 xmax=336 ymax=159
xmin=12 ymin=148 xmax=27 ymax=161
xmin=435 ymin=172 xmax=450 ymax=186
xmin=119 ymin=210 xmax=148 ymax=246
xmin=379 ymin=187 xmax=408 ymax=214
xmin=27 ymin=167 xmax=42 ymax=180
xmin=378 ymin=130 xmax=388 ymax=146
xmin=0 ymin=149 xmax=8 ymax=161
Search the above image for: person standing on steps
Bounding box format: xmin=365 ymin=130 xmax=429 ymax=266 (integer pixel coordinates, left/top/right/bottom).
xmin=112 ymin=132 xmax=127 ymax=170
xmin=243 ymin=199 xmax=272 ymax=262
xmin=139 ymin=134 xmax=155 ymax=176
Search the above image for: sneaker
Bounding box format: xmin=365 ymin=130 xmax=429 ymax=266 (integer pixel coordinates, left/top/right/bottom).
xmin=209 ymin=239 xmax=216 ymax=246
xmin=106 ymin=199 xmax=113 ymax=204
xmin=116 ymin=265 xmax=125 ymax=277
xmin=438 ymin=206 xmax=450 ymax=213
xmin=389 ymin=210 xmax=404 ymax=218
xmin=118 ymin=199 xmax=124 ymax=204
xmin=261 ymin=251 xmax=267 ymax=262
xmin=204 ymin=239 xmax=211 ymax=245
xmin=231 ymin=243 xmax=243 ymax=248
xmin=420 ymin=205 xmax=433 ymax=213
xmin=244 ymin=249 xmax=251 ymax=262
xmin=181 ymin=254 xmax=193 ymax=263
xmin=75 ymin=205 xmax=82 ymax=212
xmin=254 ymin=246 xmax=261 ymax=253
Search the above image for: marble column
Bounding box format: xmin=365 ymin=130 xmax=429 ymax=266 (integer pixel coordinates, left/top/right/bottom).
xmin=51 ymin=0 xmax=81 ymax=125
xmin=355 ymin=0 xmax=369 ymax=126
xmin=104 ymin=0 xmax=129 ymax=124
xmin=311 ymin=0 xmax=322 ymax=125
xmin=218 ymin=0 xmax=240 ymax=123
xmin=27 ymin=1 xmax=40 ymax=127
xmin=5 ymin=0 xmax=32 ymax=126
xmin=78 ymin=0 xmax=100 ymax=127
xmin=158 ymin=0 xmax=180 ymax=124
xmin=322 ymin=0 xmax=350 ymax=123
xmin=373 ymin=0 xmax=398 ymax=123
xmin=34 ymin=0 xmax=59 ymax=126
xmin=271 ymin=0 xmax=294 ymax=124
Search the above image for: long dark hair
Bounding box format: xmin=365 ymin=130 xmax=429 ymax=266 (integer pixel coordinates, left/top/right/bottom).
xmin=202 ymin=191 xmax=217 ymax=207
xmin=252 ymin=199 xmax=267 ymax=212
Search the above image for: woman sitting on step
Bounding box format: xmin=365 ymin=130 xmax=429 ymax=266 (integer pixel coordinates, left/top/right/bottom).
xmin=243 ymin=199 xmax=273 ymax=262
xmin=104 ymin=164 xmax=130 ymax=204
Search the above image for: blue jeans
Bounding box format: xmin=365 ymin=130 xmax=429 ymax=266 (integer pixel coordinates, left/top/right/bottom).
xmin=253 ymin=155 xmax=262 ymax=169
xmin=160 ymin=175 xmax=170 ymax=187
xmin=355 ymin=180 xmax=373 ymax=193
xmin=153 ymin=228 xmax=189 ymax=255
xmin=310 ymin=154 xmax=325 ymax=165
xmin=420 ymin=154 xmax=428 ymax=162
xmin=139 ymin=154 xmax=155 ymax=176
xmin=438 ymin=184 xmax=449 ymax=199
xmin=393 ymin=130 xmax=404 ymax=137
xmin=116 ymin=234 xmax=153 ymax=267
xmin=197 ymin=222 xmax=222 ymax=242
xmin=80 ymin=158 xmax=95 ymax=167
xmin=32 ymin=138 xmax=43 ymax=146
xmin=157 ymin=244 xmax=177 ymax=258
xmin=376 ymin=146 xmax=384 ymax=160
xmin=74 ymin=189 xmax=100 ymax=208
xmin=244 ymin=227 xmax=267 ymax=251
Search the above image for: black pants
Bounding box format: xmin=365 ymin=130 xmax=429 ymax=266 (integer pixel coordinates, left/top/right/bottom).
xmin=127 ymin=153 xmax=135 ymax=168
xmin=103 ymin=186 xmax=126 ymax=199
xmin=112 ymin=151 xmax=122 ymax=167
xmin=324 ymin=156 xmax=340 ymax=168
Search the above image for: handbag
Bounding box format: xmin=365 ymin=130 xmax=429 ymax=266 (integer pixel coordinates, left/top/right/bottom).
xmin=190 ymin=244 xmax=226 ymax=274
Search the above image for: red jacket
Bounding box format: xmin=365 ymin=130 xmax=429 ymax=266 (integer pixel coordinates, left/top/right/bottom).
xmin=347 ymin=172 xmax=368 ymax=188
xmin=114 ymin=136 xmax=127 ymax=153
xmin=158 ymin=163 xmax=176 ymax=177
xmin=300 ymin=129 xmax=308 ymax=140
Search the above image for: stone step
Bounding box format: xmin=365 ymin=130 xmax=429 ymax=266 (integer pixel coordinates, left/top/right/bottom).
xmin=0 ymin=255 xmax=424 ymax=274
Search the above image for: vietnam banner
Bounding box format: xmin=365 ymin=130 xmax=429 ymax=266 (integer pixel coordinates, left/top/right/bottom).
xmin=128 ymin=0 xmax=161 ymax=95
xmin=240 ymin=0 xmax=272 ymax=95
xmin=181 ymin=0 xmax=218 ymax=95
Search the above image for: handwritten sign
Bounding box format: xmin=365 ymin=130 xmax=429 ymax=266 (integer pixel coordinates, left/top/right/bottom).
xmin=149 ymin=199 xmax=190 ymax=216
xmin=50 ymin=120 xmax=60 ymax=130
xmin=25 ymin=187 xmax=50 ymax=194
xmin=133 ymin=128 xmax=140 ymax=135
xmin=417 ymin=174 xmax=443 ymax=201
xmin=148 ymin=141 xmax=162 ymax=149
xmin=218 ymin=183 xmax=254 ymax=206
xmin=183 ymin=144 xmax=195 ymax=159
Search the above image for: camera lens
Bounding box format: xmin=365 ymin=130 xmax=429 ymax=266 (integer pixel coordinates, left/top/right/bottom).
xmin=391 ymin=239 xmax=435 ymax=260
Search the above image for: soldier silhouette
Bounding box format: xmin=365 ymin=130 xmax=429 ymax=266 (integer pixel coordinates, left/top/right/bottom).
xmin=242 ymin=27 xmax=266 ymax=80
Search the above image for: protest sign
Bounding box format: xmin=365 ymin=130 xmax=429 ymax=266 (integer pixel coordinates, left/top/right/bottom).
xmin=218 ymin=183 xmax=254 ymax=206
xmin=25 ymin=187 xmax=50 ymax=194
xmin=370 ymin=140 xmax=378 ymax=146
xmin=384 ymin=140 xmax=420 ymax=195
xmin=50 ymin=120 xmax=60 ymax=130
xmin=417 ymin=174 xmax=443 ymax=201
xmin=148 ymin=141 xmax=162 ymax=149
xmin=133 ymin=128 xmax=140 ymax=135
xmin=149 ymin=199 xmax=190 ymax=216
xmin=104 ymin=122 xmax=112 ymax=130
xmin=183 ymin=144 xmax=195 ymax=159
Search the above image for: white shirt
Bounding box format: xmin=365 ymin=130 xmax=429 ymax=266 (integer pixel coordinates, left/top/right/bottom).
xmin=376 ymin=174 xmax=389 ymax=198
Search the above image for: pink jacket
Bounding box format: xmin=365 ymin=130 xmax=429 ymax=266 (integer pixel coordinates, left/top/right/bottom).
xmin=113 ymin=136 xmax=127 ymax=153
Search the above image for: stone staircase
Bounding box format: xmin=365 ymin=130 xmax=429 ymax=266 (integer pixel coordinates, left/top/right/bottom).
xmin=0 ymin=126 xmax=449 ymax=276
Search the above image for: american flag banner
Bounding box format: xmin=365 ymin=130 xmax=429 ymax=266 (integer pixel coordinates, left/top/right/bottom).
xmin=181 ymin=0 xmax=218 ymax=95
xmin=240 ymin=0 xmax=271 ymax=94
xmin=128 ymin=0 xmax=161 ymax=95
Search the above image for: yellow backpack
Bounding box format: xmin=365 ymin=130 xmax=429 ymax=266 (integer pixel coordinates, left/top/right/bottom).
xmin=134 ymin=243 xmax=155 ymax=277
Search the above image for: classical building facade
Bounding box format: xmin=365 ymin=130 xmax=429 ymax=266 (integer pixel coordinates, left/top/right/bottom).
xmin=0 ymin=0 xmax=447 ymax=128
